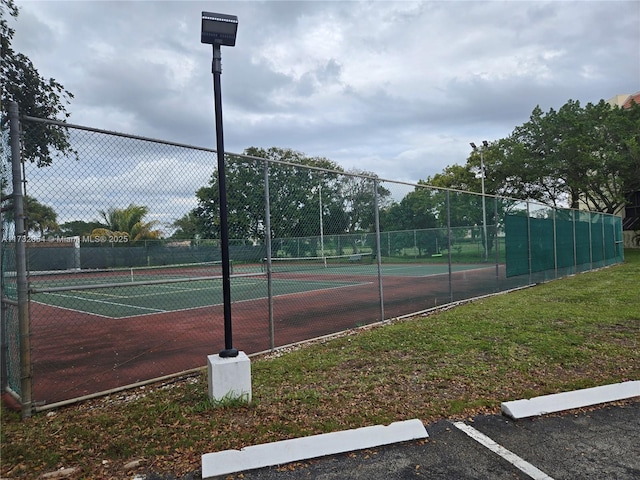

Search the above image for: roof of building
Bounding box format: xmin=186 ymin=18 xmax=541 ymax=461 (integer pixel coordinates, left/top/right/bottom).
xmin=622 ymin=92 xmax=640 ymax=109
xmin=607 ymin=91 xmax=640 ymax=109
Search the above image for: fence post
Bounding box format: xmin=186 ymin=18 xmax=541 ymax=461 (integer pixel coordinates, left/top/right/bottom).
xmin=552 ymin=207 xmax=558 ymax=279
xmin=526 ymin=201 xmax=532 ymax=285
xmin=0 ymin=149 xmax=6 ymax=393
xmin=572 ymin=210 xmax=577 ymax=273
xmin=587 ymin=212 xmax=593 ymax=270
xmin=263 ymin=159 xmax=274 ymax=350
xmin=616 ymin=216 xmax=624 ymax=263
xmin=373 ymin=179 xmax=384 ymax=322
xmin=9 ymin=102 xmax=32 ymax=418
xmin=446 ymin=190 xmax=453 ymax=303
xmin=494 ymin=197 xmax=499 ymax=288
xmin=601 ymin=214 xmax=605 ymax=266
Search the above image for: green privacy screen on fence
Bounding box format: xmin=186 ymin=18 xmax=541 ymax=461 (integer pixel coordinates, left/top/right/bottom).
xmin=505 ymin=215 xmax=529 ymax=278
xmin=505 ymin=210 xmax=623 ymax=278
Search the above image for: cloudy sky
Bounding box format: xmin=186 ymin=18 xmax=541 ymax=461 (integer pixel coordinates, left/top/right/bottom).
xmin=10 ymin=0 xmax=639 ymax=186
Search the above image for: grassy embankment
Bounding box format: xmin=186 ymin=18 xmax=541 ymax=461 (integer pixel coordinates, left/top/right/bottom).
xmin=1 ymin=250 xmax=638 ymax=478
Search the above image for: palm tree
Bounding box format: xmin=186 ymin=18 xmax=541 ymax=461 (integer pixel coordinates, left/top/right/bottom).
xmin=92 ymin=204 xmax=161 ymax=244
xmin=3 ymin=195 xmax=58 ymax=238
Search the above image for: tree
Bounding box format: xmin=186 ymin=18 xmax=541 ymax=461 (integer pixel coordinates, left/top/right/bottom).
xmin=93 ymin=204 xmax=161 ymax=244
xmin=189 ymin=148 xmax=395 ymax=258
xmin=193 ymin=147 xmax=348 ymax=247
xmin=492 ymin=99 xmax=640 ymax=213
xmin=1 ymin=0 xmax=75 ymax=166
xmin=170 ymin=212 xmax=202 ymax=241
xmin=342 ymin=170 xmax=391 ymax=233
xmin=193 ymin=151 xmax=266 ymax=241
xmin=426 ymin=168 xmax=485 ymax=230
xmin=494 ymin=106 xmax=571 ymax=207
xmin=24 ymin=196 xmax=58 ymax=236
xmin=579 ymin=100 xmax=640 ymax=213
xmin=58 ymin=220 xmax=103 ymax=238
xmin=404 ymin=170 xmax=501 ymax=256
xmin=2 ymin=195 xmax=58 ymax=237
xmin=250 ymin=147 xmax=346 ymax=243
xmin=380 ymin=183 xmax=442 ymax=256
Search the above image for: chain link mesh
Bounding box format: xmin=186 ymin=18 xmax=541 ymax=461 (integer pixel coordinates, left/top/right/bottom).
xmin=0 ymin=116 xmax=624 ymax=409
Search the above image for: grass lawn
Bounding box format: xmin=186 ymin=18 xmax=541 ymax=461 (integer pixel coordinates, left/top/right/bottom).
xmin=2 ymin=250 xmax=639 ymax=479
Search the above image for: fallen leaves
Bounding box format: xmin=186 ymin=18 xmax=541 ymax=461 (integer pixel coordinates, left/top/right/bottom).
xmin=2 ymin=256 xmax=639 ymax=478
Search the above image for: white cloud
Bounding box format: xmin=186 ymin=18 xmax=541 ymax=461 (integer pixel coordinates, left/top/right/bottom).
xmin=7 ymin=0 xmax=639 ymax=225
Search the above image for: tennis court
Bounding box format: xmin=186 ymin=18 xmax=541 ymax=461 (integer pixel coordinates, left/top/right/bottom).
xmin=29 ymin=260 xmax=488 ymax=319
xmin=31 ymin=275 xmax=366 ymax=319
xmin=23 ymin=258 xmax=500 ymax=406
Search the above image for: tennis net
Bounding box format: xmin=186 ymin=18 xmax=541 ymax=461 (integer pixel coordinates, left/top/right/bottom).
xmin=263 ymin=253 xmax=373 ymax=273
xmin=28 ymin=260 xmax=231 ymax=292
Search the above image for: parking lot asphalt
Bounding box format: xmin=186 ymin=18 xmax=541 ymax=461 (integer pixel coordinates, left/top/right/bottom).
xmin=204 ymin=399 xmax=639 ymax=480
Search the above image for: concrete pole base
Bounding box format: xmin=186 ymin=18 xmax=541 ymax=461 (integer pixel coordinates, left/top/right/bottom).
xmin=207 ymin=351 xmax=252 ymax=403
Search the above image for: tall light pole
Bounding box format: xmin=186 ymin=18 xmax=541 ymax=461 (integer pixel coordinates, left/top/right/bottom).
xmin=202 ymin=12 xmax=238 ymax=358
xmin=470 ymin=141 xmax=489 ymax=261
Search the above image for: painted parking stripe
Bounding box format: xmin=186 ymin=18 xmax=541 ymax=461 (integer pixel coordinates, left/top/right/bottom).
xmin=453 ymin=422 xmax=554 ymax=480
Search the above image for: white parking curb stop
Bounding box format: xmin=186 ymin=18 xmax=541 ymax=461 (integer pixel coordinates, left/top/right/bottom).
xmin=501 ymin=380 xmax=640 ymax=419
xmin=202 ymin=418 xmax=428 ymax=479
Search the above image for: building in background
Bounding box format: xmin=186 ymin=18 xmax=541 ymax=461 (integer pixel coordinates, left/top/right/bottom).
xmin=606 ymin=92 xmax=640 ymax=109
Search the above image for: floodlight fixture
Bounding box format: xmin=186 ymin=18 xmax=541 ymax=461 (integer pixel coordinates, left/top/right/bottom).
xmin=201 ymin=12 xmax=238 ymax=46
xmin=470 ymin=142 xmax=477 ymax=149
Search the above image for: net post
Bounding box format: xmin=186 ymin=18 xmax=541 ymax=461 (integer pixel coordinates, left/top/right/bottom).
xmin=72 ymin=236 xmax=81 ymax=270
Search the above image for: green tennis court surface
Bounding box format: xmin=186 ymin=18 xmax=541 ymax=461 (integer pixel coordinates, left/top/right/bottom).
xmin=30 ymin=263 xmax=491 ymax=319
xmin=374 ymin=263 xmax=489 ymax=277
xmin=32 ymin=275 xmax=366 ymax=319
xmin=257 ymin=261 xmax=489 ymax=277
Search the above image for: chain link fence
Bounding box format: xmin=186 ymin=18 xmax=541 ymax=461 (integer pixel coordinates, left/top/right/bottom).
xmin=1 ymin=106 xmax=624 ymax=415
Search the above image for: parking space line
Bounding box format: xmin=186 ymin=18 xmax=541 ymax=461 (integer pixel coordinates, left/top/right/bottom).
xmin=452 ymin=421 xmax=555 ymax=480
